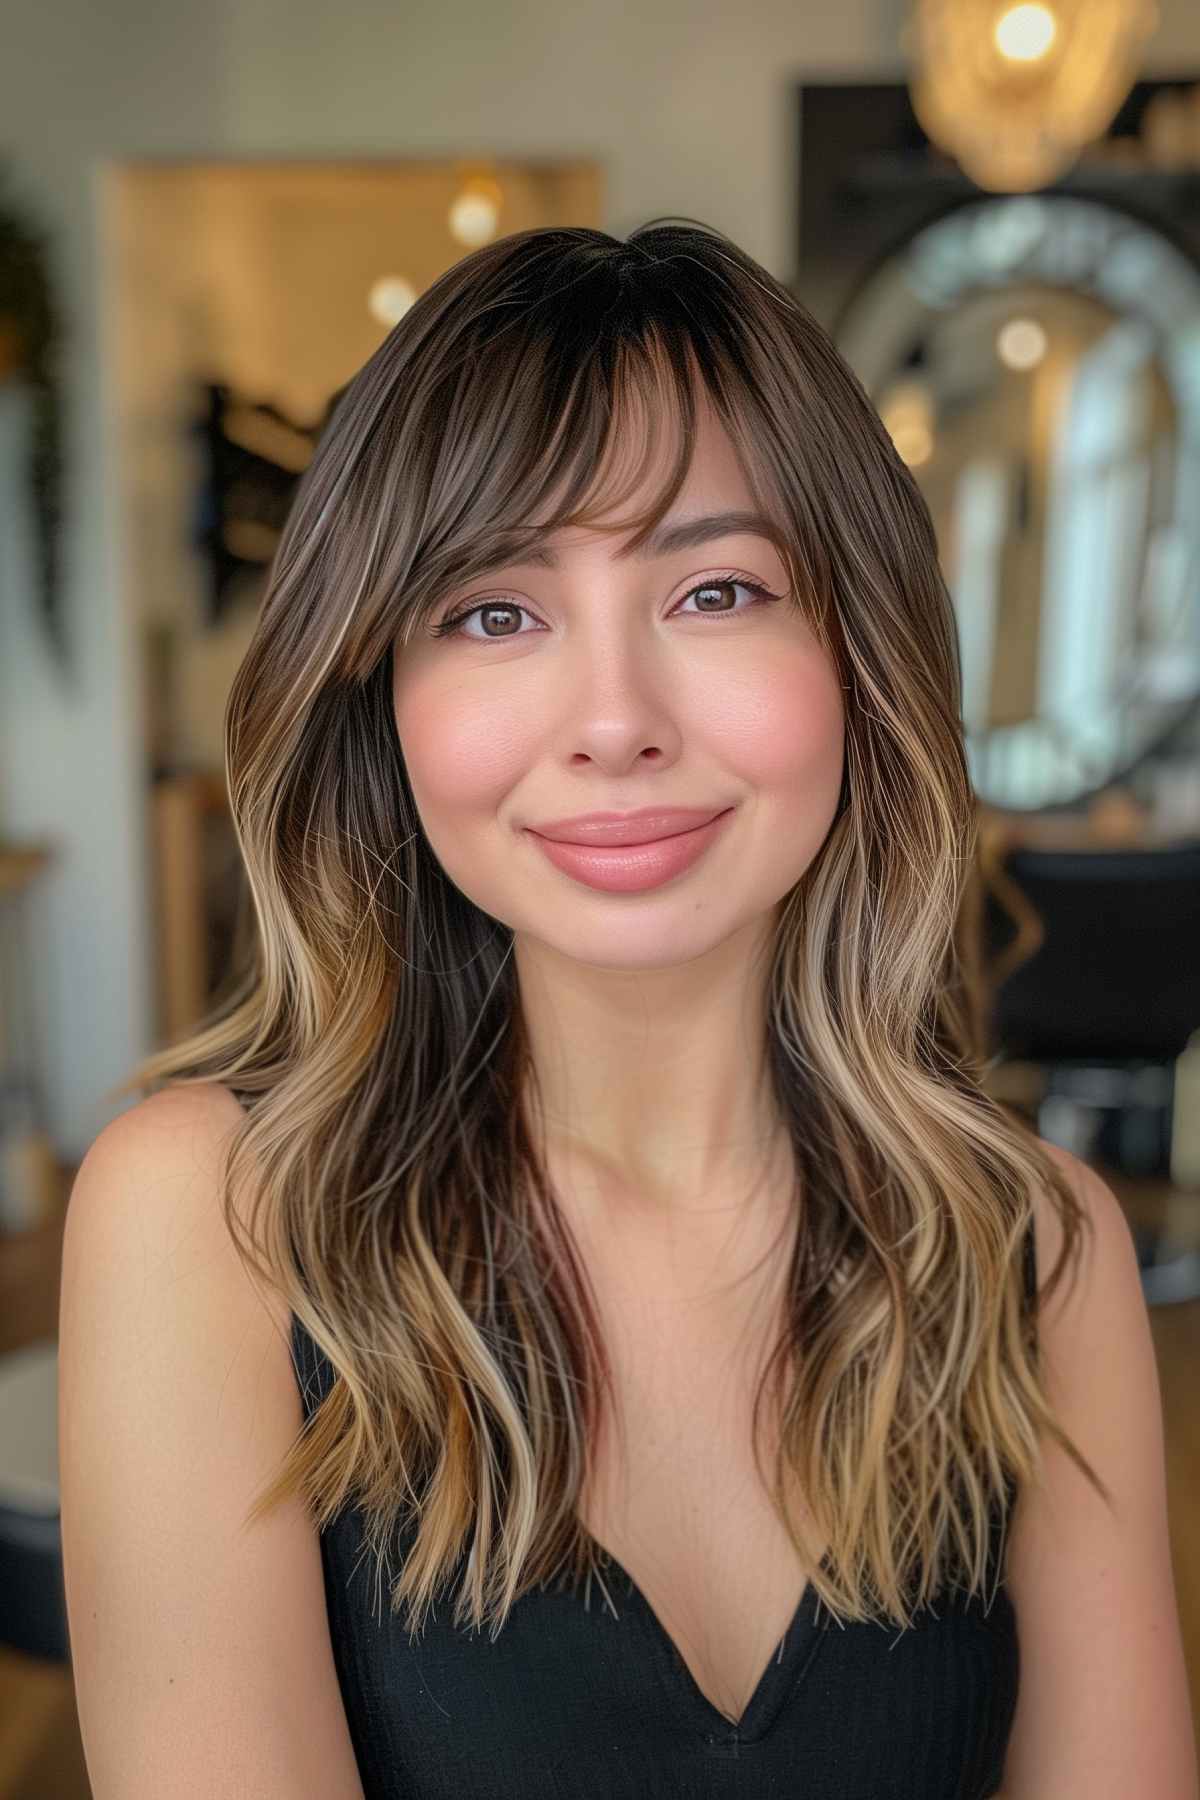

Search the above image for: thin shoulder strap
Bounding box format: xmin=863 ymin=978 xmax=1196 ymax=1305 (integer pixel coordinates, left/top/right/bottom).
xmin=290 ymin=1309 xmax=337 ymax=1422
xmin=1021 ymin=1214 xmax=1040 ymax=1372
xmin=997 ymin=1219 xmax=1042 ymax=1529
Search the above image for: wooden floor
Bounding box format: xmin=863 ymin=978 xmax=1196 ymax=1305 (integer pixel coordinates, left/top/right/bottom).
xmin=2 ymin=1163 xmax=1199 ymax=1796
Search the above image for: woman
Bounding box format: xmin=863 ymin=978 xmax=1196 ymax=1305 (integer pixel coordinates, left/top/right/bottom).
xmin=59 ymin=221 xmax=1196 ymax=1798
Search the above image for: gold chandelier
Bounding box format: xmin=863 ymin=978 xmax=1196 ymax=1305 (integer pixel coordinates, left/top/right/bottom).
xmin=904 ymin=0 xmax=1161 ymax=192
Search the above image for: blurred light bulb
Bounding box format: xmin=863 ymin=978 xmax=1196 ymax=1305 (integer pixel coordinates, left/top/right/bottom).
xmin=890 ymin=423 xmax=934 ymax=466
xmin=880 ymin=379 xmax=935 ymax=467
xmin=449 ymin=187 xmax=500 ymax=248
xmin=368 ymin=276 xmax=418 ymax=328
xmin=997 ymin=316 xmax=1048 ymax=370
xmin=994 ymin=3 xmax=1058 ymax=62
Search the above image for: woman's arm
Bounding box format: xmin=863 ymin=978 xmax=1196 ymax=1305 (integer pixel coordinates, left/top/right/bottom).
xmin=58 ymin=1083 xmax=367 ymax=1800
xmin=1000 ymin=1141 xmax=1198 ymax=1798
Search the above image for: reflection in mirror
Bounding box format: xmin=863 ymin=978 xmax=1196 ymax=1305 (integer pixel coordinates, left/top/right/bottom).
xmin=835 ymin=195 xmax=1200 ymax=812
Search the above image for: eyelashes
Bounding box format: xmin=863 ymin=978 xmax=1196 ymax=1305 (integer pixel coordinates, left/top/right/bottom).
xmin=428 ymin=573 xmax=784 ymax=643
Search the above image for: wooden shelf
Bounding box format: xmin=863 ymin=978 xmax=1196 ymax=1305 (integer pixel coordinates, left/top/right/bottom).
xmin=0 ymin=1168 xmax=72 ymax=1358
xmin=0 ymin=842 xmax=56 ymax=900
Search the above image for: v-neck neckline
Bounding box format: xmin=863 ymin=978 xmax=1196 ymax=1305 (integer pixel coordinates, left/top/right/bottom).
xmin=578 ymin=1526 xmax=834 ymax=1742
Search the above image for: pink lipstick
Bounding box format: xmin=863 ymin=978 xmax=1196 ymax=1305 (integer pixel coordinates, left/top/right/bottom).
xmin=524 ymin=807 xmax=734 ymax=893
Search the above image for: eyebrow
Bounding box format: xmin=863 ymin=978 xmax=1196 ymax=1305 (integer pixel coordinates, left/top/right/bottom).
xmin=490 ymin=509 xmax=783 ymax=570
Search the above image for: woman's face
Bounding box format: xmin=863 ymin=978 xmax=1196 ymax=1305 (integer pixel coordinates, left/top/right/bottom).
xmin=391 ymin=389 xmax=846 ymax=973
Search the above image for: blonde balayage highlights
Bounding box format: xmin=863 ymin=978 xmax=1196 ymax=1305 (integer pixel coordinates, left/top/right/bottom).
xmin=113 ymin=218 xmax=1106 ymax=1641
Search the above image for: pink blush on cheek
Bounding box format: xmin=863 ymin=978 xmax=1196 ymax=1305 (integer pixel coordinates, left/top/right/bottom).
xmin=393 ymin=683 xmax=532 ymax=828
xmin=392 ymin=642 xmax=845 ymax=856
xmin=702 ymin=652 xmax=845 ymax=792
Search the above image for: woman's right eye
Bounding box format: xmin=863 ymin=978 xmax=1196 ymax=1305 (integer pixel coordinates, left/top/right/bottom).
xmin=429 ymin=600 xmax=537 ymax=640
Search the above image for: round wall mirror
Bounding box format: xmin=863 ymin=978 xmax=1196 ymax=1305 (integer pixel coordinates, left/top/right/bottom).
xmin=833 ymin=193 xmax=1200 ymax=812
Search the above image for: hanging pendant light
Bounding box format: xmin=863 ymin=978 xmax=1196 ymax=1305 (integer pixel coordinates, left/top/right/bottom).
xmin=904 ymin=0 xmax=1160 ymax=192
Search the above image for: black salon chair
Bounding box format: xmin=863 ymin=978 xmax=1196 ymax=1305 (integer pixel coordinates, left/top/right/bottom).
xmin=981 ymin=837 xmax=1200 ymax=1306
xmin=0 ymin=1335 xmax=69 ymax=1661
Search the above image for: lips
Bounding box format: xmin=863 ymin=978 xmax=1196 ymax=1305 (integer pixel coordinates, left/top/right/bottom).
xmin=527 ymin=806 xmax=729 ymax=846
xmin=526 ymin=807 xmax=734 ymax=893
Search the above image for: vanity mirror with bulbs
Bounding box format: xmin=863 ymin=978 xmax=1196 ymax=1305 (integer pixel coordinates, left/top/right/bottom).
xmin=795 ymin=72 xmax=1200 ymax=826
xmin=835 ymin=188 xmax=1200 ymax=819
xmin=791 ymin=71 xmax=1200 ymax=1292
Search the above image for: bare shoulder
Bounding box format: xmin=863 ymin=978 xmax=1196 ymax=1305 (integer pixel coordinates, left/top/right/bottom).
xmin=58 ymin=1081 xmax=364 ymax=1798
xmin=69 ymin=1081 xmax=246 ymax=1226
xmin=1026 ymin=1136 xmax=1132 ymax=1317
xmin=81 ymin=1076 xmax=248 ymax=1156
xmin=63 ymin=1081 xmax=292 ymax=1341
xmin=1000 ymin=1137 xmax=1198 ymax=1798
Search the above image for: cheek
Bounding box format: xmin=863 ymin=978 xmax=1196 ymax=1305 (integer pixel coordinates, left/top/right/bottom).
xmin=707 ymin=650 xmax=845 ymax=803
xmin=393 ymin=679 xmax=530 ymax=822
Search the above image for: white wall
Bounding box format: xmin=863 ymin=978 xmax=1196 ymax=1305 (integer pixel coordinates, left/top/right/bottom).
xmin=2 ymin=0 xmax=1199 ymax=1159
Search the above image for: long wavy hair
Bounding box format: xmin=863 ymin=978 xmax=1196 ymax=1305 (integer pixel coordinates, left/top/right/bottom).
xmin=111 ymin=217 xmax=1106 ymax=1639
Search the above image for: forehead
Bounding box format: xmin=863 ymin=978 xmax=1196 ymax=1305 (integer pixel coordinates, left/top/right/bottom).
xmin=602 ymin=375 xmax=753 ymax=507
xmin=490 ymin=509 xmax=788 ymax=572
xmin=527 ymin=378 xmax=770 ymax=564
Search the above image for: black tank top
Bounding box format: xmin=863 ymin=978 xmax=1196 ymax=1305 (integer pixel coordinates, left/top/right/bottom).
xmin=288 ymin=1223 xmax=1037 ymax=1799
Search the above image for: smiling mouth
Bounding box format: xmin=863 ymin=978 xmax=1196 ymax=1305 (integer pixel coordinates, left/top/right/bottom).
xmin=524 ymin=807 xmax=735 ymax=894
xmin=527 ymin=807 xmax=730 ymax=847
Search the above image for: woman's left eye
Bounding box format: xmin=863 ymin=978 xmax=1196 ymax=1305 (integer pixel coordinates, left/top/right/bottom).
xmin=429 ymin=574 xmax=782 ymax=641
